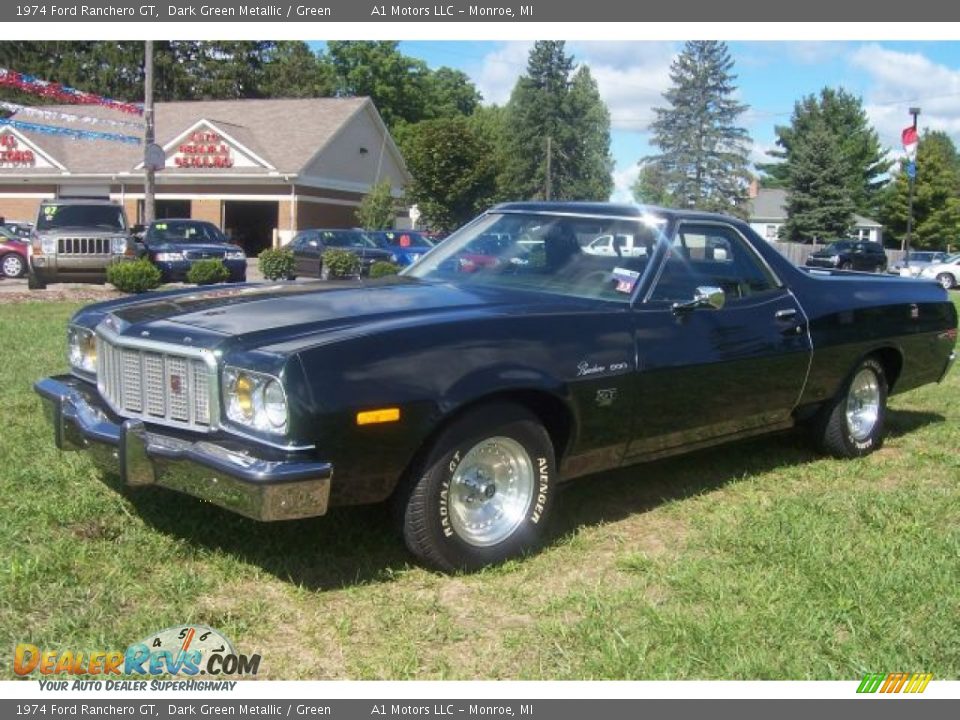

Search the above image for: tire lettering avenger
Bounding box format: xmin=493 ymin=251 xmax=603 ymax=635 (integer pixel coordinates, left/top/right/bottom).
xmin=531 ymin=456 xmax=549 ymax=524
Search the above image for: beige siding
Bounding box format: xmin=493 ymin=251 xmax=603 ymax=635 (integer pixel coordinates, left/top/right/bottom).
xmin=0 ymin=197 xmax=42 ymax=223
xmin=190 ymin=199 xmax=221 ymax=226
xmin=301 ymin=105 xmax=407 ymax=193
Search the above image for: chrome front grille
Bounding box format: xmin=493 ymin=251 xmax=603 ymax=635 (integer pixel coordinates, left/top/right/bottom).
xmin=97 ymin=335 xmax=214 ymax=431
xmin=57 ymin=237 xmax=111 ymax=255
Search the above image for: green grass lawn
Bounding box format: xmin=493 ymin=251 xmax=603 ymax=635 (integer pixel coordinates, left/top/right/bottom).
xmin=1 ymin=298 xmax=957 ymax=680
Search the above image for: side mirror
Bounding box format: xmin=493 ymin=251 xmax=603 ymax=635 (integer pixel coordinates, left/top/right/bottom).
xmin=672 ymin=285 xmax=725 ymax=314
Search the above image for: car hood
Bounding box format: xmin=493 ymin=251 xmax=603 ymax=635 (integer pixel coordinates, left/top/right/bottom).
xmin=88 ymin=278 xmax=594 ymax=353
xmin=146 ymin=242 xmax=242 ymax=254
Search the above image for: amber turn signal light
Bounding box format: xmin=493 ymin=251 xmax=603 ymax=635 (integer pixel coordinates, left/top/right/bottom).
xmin=356 ymin=408 xmax=401 ymax=425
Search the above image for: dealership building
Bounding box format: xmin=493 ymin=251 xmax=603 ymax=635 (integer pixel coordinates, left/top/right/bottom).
xmin=0 ymin=97 xmax=409 ymax=254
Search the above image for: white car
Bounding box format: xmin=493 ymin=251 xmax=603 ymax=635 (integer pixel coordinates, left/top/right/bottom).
xmin=919 ymin=253 xmax=960 ymax=289
xmin=583 ymin=234 xmax=648 ymax=258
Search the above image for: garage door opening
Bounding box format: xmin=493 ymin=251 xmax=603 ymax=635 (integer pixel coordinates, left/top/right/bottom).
xmin=223 ymin=201 xmax=278 ymax=255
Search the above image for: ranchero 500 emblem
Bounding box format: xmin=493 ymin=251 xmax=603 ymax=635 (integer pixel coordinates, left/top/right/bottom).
xmin=170 ymin=375 xmax=183 ymax=395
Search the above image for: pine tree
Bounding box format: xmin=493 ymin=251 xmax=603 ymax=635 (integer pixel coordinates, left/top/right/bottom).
xmin=648 ymin=41 xmax=751 ymax=216
xmin=355 ymin=180 xmax=397 ymax=230
xmin=500 ymin=41 xmax=613 ymax=201
xmin=782 ymin=115 xmax=855 ymax=242
xmin=880 ymin=130 xmax=960 ymax=251
xmin=759 ymin=88 xmax=889 ymax=216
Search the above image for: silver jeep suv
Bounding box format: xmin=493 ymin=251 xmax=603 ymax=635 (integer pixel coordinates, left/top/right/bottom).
xmin=28 ymin=199 xmax=135 ymax=289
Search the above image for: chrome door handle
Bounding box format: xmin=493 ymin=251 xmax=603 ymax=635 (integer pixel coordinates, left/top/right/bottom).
xmin=775 ymin=308 xmax=798 ymax=321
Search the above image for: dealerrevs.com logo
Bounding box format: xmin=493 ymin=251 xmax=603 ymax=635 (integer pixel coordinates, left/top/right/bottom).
xmin=14 ymin=625 xmax=261 ymax=679
xmin=857 ymin=673 xmax=933 ymax=694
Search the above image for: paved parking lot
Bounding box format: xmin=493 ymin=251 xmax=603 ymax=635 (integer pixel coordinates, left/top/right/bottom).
xmin=0 ymin=263 xmax=271 ymax=296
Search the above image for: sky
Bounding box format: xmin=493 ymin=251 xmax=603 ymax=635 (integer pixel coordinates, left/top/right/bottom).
xmin=318 ymin=40 xmax=960 ymax=202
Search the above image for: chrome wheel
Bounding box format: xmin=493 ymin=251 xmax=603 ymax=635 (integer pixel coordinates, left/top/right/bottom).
xmin=449 ymin=436 xmax=535 ymax=547
xmin=845 ymin=368 xmax=881 ymax=441
xmin=2 ymin=254 xmax=24 ymax=278
xmin=937 ymin=273 xmax=954 ymax=290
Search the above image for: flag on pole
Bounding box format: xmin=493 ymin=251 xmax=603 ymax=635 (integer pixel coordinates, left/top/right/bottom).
xmin=902 ymin=126 xmax=919 ymax=160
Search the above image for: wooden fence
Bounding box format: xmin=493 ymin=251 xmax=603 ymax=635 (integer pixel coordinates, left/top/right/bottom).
xmin=767 ymin=241 xmax=904 ymax=268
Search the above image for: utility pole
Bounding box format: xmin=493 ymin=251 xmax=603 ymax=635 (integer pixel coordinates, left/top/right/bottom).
xmin=544 ymin=135 xmax=552 ymax=201
xmin=143 ymin=40 xmax=156 ymax=224
xmin=903 ymin=106 xmax=920 ymax=269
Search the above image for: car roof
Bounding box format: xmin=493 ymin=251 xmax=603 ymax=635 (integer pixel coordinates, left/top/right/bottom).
xmin=40 ymin=199 xmax=120 ymax=206
xmin=490 ymin=201 xmax=741 ymax=223
xmin=148 ymin=218 xmax=212 ymax=225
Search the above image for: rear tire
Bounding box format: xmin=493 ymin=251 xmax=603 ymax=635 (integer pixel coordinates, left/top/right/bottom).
xmin=937 ymin=273 xmax=955 ymax=290
xmin=839 ymin=261 xmax=853 ymax=271
xmin=398 ymin=403 xmax=557 ymax=572
xmin=813 ymin=357 xmax=888 ymax=458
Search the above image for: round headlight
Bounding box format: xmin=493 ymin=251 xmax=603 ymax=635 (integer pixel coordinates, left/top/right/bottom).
xmin=68 ymin=327 xmax=97 ymax=374
xmin=263 ymin=380 xmax=287 ymax=428
xmin=234 ymin=373 xmax=255 ymax=419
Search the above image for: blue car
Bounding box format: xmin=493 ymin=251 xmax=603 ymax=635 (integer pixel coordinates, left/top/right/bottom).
xmin=365 ymin=230 xmax=435 ymax=267
xmin=141 ymin=219 xmax=246 ymax=282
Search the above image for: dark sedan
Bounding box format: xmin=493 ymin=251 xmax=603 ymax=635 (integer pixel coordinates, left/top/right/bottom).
xmin=289 ymin=229 xmax=393 ymax=278
xmin=805 ymin=239 xmax=888 ymax=272
xmin=365 ymin=230 xmax=435 ymax=267
xmin=140 ymin=219 xmax=246 ymax=282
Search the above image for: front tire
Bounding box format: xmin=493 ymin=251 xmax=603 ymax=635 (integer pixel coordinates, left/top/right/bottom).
xmin=937 ymin=272 xmax=955 ymax=290
xmin=814 ymin=357 xmax=888 ymax=458
xmin=399 ymin=403 xmax=557 ymax=572
xmin=27 ymin=272 xmax=46 ymax=290
xmin=1 ymin=253 xmax=25 ymax=278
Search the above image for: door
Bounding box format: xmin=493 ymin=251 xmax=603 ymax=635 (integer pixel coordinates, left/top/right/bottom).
xmin=625 ymin=222 xmax=813 ymax=458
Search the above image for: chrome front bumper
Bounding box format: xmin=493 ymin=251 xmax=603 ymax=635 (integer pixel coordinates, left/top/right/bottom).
xmin=35 ymin=376 xmax=332 ymax=522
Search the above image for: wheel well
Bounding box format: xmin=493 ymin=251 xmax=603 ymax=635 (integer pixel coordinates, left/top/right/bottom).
xmin=869 ymin=347 xmax=903 ymax=392
xmin=389 ymin=389 xmax=575 ymax=505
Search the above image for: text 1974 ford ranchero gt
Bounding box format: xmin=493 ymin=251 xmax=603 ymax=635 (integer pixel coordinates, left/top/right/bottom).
xmin=35 ymin=203 xmax=958 ymax=571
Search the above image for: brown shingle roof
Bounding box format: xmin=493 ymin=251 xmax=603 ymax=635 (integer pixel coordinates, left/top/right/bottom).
xmin=9 ymin=97 xmax=369 ymax=175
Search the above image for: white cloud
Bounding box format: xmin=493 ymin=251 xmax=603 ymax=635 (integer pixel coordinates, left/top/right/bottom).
xmin=474 ymin=41 xmax=677 ymax=132
xmin=473 ymin=41 xmax=534 ymax=105
xmin=611 ymin=162 xmax=641 ymax=203
xmin=850 ymin=44 xmax=960 ymax=149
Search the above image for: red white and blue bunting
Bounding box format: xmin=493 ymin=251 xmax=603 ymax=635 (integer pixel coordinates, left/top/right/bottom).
xmin=0 ymin=117 xmax=141 ymax=145
xmin=0 ymin=101 xmax=144 ymax=130
xmin=0 ymin=69 xmax=142 ymax=115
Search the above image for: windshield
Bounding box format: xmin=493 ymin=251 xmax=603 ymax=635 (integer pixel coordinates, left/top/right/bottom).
xmin=319 ymin=230 xmax=378 ymax=249
xmin=37 ymin=204 xmax=126 ymax=232
xmin=404 ymin=212 xmax=666 ymax=303
xmin=825 ymin=241 xmax=853 ymax=252
xmin=146 ymin=220 xmax=225 ymax=244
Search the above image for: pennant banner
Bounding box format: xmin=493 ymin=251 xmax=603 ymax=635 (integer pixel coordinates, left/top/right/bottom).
xmin=902 ymin=126 xmax=919 ymax=160
xmin=0 ymin=69 xmax=142 ymax=115
xmin=0 ymin=101 xmax=144 ymax=129
xmin=0 ymin=117 xmax=141 ymax=145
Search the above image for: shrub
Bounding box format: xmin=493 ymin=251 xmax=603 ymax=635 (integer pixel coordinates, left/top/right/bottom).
xmin=259 ymin=247 xmax=295 ymax=280
xmin=322 ymin=248 xmax=361 ymax=279
xmin=369 ymin=261 xmax=401 ymax=278
xmin=186 ymin=259 xmax=229 ymax=285
xmin=106 ymin=259 xmax=162 ymax=294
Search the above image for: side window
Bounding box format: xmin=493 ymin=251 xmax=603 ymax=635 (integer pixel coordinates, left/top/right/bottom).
xmin=648 ymin=224 xmax=779 ymax=304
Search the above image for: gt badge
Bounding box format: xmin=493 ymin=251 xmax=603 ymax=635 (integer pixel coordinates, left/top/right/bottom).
xmin=596 ymin=388 xmax=617 ymax=407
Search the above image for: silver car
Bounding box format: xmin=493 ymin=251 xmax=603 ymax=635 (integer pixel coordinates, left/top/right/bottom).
xmin=918 ymin=253 xmax=960 ymax=289
xmin=889 ymin=250 xmax=948 ymax=277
